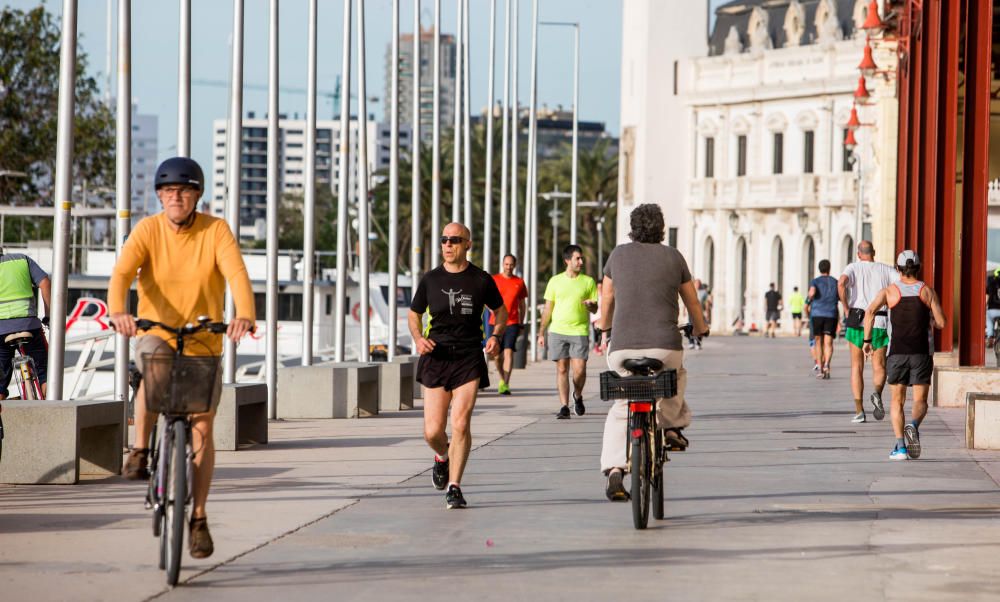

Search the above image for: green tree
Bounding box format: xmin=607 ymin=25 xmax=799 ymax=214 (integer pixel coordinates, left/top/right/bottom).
xmin=0 ymin=7 xmax=115 ymax=242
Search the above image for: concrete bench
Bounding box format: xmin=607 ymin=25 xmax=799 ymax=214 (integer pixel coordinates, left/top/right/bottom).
xmin=379 ymin=356 xmax=416 ymax=412
xmin=216 ymin=383 xmax=268 ymax=451
xmin=965 ymin=392 xmax=1000 ymax=449
xmin=277 ymin=362 xmax=380 ymax=419
xmin=0 ymin=399 xmax=124 ymax=484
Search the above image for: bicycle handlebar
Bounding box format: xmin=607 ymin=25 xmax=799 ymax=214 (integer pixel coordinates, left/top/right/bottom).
xmin=133 ymin=317 xmax=229 ymax=336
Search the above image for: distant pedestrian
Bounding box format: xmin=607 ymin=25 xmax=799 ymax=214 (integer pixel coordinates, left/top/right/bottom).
xmin=764 ymin=282 xmax=782 ymax=338
xmin=863 ymin=251 xmax=945 ymax=461
xmin=538 ymin=244 xmax=598 ymax=419
xmin=838 ymin=241 xmax=899 ymax=424
xmin=788 ymin=286 xmax=805 ymax=336
xmin=409 ymin=222 xmax=506 ymax=509
xmin=986 ymin=267 xmax=1000 ymax=348
xmin=808 ymin=259 xmax=839 ymax=380
xmin=490 ymin=254 xmax=528 ymax=395
xmin=591 ymin=281 xmax=605 ymax=356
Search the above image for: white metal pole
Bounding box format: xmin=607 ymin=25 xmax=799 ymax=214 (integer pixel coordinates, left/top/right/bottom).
xmin=431 ymin=0 xmax=441 ymax=266
xmin=302 ymin=0 xmax=318 ymax=366
xmin=357 ymin=0 xmax=371 ymax=363
xmin=105 ymin=0 xmax=112 ymax=104
xmin=114 ymin=0 xmax=132 ymax=415
xmin=451 ymin=0 xmax=462 ymax=223
xmin=510 ymin=0 xmax=519 ymax=265
xmin=177 ymin=0 xmax=191 ymax=156
xmin=389 ymin=0 xmax=400 ymax=360
xmin=497 ymin=0 xmax=510 ymax=271
xmin=411 ymin=0 xmax=422 ymax=291
xmin=334 ymin=0 xmax=353 ymax=362
xmin=483 ymin=0 xmax=496 ymax=271
xmin=222 ymin=0 xmax=244 ymax=383
xmin=570 ymin=24 xmax=579 ymax=245
xmin=527 ymin=0 xmax=538 ymax=363
xmin=264 ymin=0 xmax=279 ymax=418
xmin=47 ymin=0 xmax=78 ymax=400
xmin=462 ymin=0 xmax=472 ymax=233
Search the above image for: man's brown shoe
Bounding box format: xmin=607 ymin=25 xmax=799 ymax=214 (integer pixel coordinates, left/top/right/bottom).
xmin=122 ymin=448 xmax=150 ymax=480
xmin=189 ymin=517 xmax=214 ymax=559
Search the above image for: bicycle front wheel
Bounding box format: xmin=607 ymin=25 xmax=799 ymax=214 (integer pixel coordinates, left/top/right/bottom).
xmin=630 ymin=418 xmax=651 ymax=530
xmin=164 ymin=420 xmax=188 ymax=586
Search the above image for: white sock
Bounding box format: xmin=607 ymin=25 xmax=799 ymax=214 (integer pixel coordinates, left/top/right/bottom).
xmin=448 ymin=481 xmax=460 ymax=489
xmin=435 ymin=452 xmax=448 ymax=462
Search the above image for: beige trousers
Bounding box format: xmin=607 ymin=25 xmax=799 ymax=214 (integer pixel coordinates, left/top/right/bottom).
xmin=600 ymin=348 xmax=688 ymax=473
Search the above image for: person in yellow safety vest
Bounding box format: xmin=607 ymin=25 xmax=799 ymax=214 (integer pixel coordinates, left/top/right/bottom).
xmin=0 ymin=247 xmax=51 ymax=401
xmin=788 ymin=286 xmax=806 ymax=337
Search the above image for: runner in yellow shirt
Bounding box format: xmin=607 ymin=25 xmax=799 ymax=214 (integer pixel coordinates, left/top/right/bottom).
xmin=788 ymin=286 xmax=805 ymax=337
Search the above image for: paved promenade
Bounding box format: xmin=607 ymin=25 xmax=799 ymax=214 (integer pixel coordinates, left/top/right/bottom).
xmin=3 ymin=336 xmax=1000 ymax=601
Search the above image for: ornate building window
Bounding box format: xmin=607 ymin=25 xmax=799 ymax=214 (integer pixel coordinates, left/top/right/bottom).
xmin=773 ymin=132 xmax=784 ymax=175
xmin=803 ymin=131 xmax=815 ymax=174
xmin=737 ymin=135 xmax=747 ymax=176
xmin=705 ymin=137 xmax=715 ymax=178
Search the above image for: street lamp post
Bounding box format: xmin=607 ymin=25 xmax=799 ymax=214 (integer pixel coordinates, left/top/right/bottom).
xmin=540 ymin=189 xmax=571 ymax=276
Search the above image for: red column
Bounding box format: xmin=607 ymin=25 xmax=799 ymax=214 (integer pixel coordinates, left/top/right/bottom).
xmin=934 ymin=0 xmax=960 ymax=354
xmin=905 ymin=5 xmax=924 ymax=252
xmin=919 ymin=1 xmax=941 ymax=349
xmin=958 ymin=0 xmax=992 ymax=366
xmin=894 ymin=3 xmax=912 ymax=252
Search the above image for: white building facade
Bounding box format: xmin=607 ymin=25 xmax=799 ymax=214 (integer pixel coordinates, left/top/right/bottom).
xmin=131 ymin=105 xmax=158 ymax=217
xmin=620 ymin=0 xmax=896 ymax=333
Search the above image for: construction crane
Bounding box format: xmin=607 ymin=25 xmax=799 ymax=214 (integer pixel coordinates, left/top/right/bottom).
xmin=192 ymin=76 xmax=379 ymax=119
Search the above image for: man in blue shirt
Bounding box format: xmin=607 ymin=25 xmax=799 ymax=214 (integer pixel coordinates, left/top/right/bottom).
xmin=808 ymin=259 xmax=839 ymax=382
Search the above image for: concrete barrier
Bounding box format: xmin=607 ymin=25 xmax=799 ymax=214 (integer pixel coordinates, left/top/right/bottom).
xmin=277 ymin=362 xmax=380 ymax=419
xmin=932 ymin=366 xmax=1000 ymax=408
xmin=216 ymin=383 xmax=268 ymax=450
xmin=379 ymin=356 xmax=417 ymax=412
xmin=965 ymin=392 xmax=1000 ymax=449
xmin=0 ymin=399 xmax=124 ymax=484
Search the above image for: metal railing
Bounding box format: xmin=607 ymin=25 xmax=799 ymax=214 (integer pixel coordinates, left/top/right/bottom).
xmin=63 ymin=329 xmax=117 ymax=400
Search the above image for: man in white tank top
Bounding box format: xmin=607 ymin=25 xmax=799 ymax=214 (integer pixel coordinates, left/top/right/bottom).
xmin=837 ymin=241 xmax=899 ymax=424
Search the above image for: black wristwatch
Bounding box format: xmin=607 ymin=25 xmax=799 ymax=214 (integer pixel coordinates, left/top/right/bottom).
xmin=863 ymin=338 xmax=872 ymax=344
xmin=491 ymin=332 xmax=503 ymax=341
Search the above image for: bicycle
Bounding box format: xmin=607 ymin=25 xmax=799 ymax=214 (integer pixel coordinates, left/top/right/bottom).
xmin=126 ymin=316 xmax=226 ymax=587
xmin=600 ymin=360 xmax=677 ymax=530
xmin=3 ymin=326 xmax=46 ymax=400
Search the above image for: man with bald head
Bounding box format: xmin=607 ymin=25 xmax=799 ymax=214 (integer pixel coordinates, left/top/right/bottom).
xmin=839 ymin=240 xmax=900 ymax=424
xmin=409 ymin=223 xmax=506 ymax=509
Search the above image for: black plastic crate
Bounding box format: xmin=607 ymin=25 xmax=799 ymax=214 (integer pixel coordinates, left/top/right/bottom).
xmin=599 ymin=369 xmax=677 ymax=401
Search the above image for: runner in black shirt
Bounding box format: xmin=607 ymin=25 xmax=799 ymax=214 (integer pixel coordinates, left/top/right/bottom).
xmin=409 ymin=222 xmax=506 ymax=509
xmin=764 ymin=282 xmax=782 ymax=338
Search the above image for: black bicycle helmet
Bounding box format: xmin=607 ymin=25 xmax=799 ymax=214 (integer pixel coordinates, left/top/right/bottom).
xmin=154 ymin=157 xmax=204 ymax=193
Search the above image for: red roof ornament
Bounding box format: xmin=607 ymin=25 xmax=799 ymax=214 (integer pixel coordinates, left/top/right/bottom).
xmin=854 ymin=75 xmax=871 ymax=100
xmin=861 ymin=0 xmax=883 ymax=32
xmin=858 ymin=39 xmax=878 ymax=75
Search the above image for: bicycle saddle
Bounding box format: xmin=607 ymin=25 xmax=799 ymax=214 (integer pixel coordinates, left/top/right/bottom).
xmin=622 ymin=357 xmax=663 ymax=373
xmin=3 ymin=331 xmax=33 ymax=346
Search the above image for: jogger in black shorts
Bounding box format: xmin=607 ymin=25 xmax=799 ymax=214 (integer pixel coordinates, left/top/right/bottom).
xmin=409 ymin=223 xmax=506 ymax=509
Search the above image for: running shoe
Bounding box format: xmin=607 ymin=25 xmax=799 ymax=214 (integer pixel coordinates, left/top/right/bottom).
xmin=445 ymin=484 xmax=467 ymax=509
xmin=574 ymin=394 xmax=586 ymax=416
xmin=498 ymin=381 xmax=510 ymax=395
xmin=557 ymin=405 xmax=571 ymax=419
xmin=605 ymin=469 xmax=629 ymax=501
xmin=870 ymin=391 xmax=885 ymax=421
xmin=889 ymin=446 xmax=909 ymax=461
xmin=904 ymin=424 xmax=921 ymax=459
xmin=432 ymin=456 xmax=449 ymax=490
xmin=812 ymin=363 xmax=821 ymax=374
xmin=851 ymin=412 xmax=867 ymax=424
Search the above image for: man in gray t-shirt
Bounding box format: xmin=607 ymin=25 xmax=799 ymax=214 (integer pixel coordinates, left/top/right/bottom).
xmin=594 ymin=204 xmax=709 ymax=501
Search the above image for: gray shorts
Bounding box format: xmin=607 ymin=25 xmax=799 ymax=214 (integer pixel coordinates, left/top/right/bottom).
xmin=548 ymin=333 xmax=590 ymax=361
xmin=135 ymin=335 xmax=223 ymax=413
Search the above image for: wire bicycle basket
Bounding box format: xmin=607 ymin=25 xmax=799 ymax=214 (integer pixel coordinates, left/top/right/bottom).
xmin=599 ymin=369 xmax=677 ymax=402
xmin=141 ymin=353 xmax=220 ymax=414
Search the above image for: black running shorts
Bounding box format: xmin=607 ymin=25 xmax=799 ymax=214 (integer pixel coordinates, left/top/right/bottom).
xmin=417 ymin=350 xmax=490 ymax=392
xmin=811 ymin=316 xmax=838 ymax=338
xmin=887 ymin=353 xmax=933 ymax=386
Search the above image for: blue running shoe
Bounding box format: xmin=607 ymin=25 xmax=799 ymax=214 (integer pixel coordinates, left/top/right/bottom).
xmin=889 ymin=446 xmax=908 ymax=461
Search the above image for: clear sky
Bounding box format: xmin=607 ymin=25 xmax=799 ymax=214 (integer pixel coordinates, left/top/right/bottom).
xmin=8 ymin=0 xmax=629 ymax=175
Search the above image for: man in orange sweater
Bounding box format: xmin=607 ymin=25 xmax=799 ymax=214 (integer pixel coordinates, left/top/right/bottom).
xmin=107 ymin=157 xmax=255 ymax=559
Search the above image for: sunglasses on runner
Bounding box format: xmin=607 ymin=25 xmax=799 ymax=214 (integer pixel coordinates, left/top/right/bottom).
xmin=440 ymin=236 xmax=467 ymax=245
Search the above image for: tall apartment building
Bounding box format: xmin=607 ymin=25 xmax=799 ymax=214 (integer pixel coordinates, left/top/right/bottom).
xmin=131 ymin=105 xmax=158 ymax=217
xmin=210 ymin=113 xmax=410 ymax=239
xmin=388 ymin=28 xmax=457 ymax=142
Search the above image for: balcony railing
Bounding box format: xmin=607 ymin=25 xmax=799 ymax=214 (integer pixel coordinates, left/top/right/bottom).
xmin=686 ymin=173 xmax=856 ymax=211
